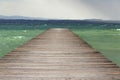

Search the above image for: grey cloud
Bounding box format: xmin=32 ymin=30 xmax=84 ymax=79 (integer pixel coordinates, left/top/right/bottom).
xmin=0 ymin=0 xmax=120 ymax=20
xmin=80 ymin=0 xmax=120 ymax=20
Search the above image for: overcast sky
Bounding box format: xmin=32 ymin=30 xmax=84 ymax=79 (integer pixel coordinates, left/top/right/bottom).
xmin=0 ymin=0 xmax=120 ymax=20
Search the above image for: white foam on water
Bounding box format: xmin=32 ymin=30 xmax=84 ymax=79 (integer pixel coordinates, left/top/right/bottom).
xmin=14 ymin=36 xmax=24 ymax=39
xmin=23 ymin=30 xmax=27 ymax=32
xmin=44 ymin=24 xmax=48 ymax=26
xmin=116 ymin=29 xmax=120 ymax=31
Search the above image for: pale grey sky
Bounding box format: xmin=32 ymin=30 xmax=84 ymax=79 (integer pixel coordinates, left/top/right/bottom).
xmin=0 ymin=0 xmax=120 ymax=20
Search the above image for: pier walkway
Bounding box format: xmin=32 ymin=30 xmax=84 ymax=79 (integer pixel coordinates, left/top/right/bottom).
xmin=0 ymin=28 xmax=120 ymax=80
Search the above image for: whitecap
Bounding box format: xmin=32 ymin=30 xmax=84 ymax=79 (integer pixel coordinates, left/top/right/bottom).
xmin=116 ymin=29 xmax=120 ymax=31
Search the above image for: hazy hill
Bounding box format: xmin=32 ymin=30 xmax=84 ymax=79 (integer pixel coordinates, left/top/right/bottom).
xmin=0 ymin=15 xmax=120 ymax=24
xmin=0 ymin=15 xmax=46 ymax=20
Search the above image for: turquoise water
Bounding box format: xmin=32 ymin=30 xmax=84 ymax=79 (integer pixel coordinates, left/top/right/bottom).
xmin=0 ymin=29 xmax=44 ymax=58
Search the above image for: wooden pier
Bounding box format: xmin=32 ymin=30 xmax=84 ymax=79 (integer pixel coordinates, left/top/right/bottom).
xmin=0 ymin=28 xmax=120 ymax=80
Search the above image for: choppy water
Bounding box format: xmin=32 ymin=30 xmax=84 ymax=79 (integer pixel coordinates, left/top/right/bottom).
xmin=0 ymin=20 xmax=120 ymax=30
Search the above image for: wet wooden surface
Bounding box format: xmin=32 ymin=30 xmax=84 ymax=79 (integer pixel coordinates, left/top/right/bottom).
xmin=0 ymin=28 xmax=120 ymax=80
